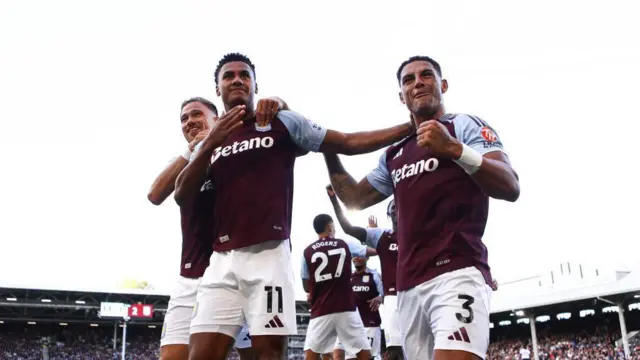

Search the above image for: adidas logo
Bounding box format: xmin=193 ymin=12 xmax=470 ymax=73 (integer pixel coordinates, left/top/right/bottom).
xmin=447 ymin=327 xmax=470 ymax=343
xmin=264 ymin=315 xmax=285 ymax=328
xmin=392 ymin=147 xmax=403 ymax=160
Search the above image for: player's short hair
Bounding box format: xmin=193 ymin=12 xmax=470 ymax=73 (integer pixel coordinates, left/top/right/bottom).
xmin=387 ymin=199 xmax=396 ymax=217
xmin=181 ymin=97 xmax=218 ymax=116
xmin=313 ymin=214 xmax=334 ymax=234
xmin=214 ymin=52 xmax=256 ymax=86
xmin=396 ymin=55 xmax=442 ymax=83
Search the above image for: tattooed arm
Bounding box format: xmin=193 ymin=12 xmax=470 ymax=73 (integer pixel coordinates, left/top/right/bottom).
xmin=323 ymin=153 xmax=392 ymax=210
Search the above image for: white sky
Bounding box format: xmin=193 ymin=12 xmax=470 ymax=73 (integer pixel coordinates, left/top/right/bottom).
xmin=1 ymin=0 xmax=639 ymax=299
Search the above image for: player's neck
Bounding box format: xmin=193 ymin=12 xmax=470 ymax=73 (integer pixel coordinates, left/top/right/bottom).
xmin=354 ymin=267 xmax=366 ymax=274
xmin=224 ymin=102 xmax=255 ymax=120
xmin=412 ymin=106 xmax=446 ymax=126
xmin=318 ymin=233 xmax=332 ymax=240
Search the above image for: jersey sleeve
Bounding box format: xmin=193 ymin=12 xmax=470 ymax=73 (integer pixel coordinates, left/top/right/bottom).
xmin=365 ymin=152 xmax=394 ymax=197
xmin=278 ymin=110 xmax=328 ymax=152
xmin=372 ymin=270 xmax=384 ymax=296
xmin=346 ymin=241 xmax=367 ymax=258
xmin=453 ymin=114 xmax=507 ymax=156
xmin=364 ymin=228 xmax=385 ymax=248
xmin=300 ymin=254 xmax=310 ymax=280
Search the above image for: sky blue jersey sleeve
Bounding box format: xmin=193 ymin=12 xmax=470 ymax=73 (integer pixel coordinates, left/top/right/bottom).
xmin=346 ymin=240 xmax=367 ymax=258
xmin=300 ymin=254 xmax=309 ymax=280
xmin=365 ymin=228 xmax=385 ymax=248
xmin=278 ymin=110 xmax=328 ymax=152
xmin=365 ymin=152 xmax=394 ymax=197
xmin=453 ymin=114 xmax=507 ymax=156
xmin=372 ymin=269 xmax=384 ymax=296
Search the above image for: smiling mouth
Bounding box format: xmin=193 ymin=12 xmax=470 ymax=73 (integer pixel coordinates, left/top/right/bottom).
xmin=414 ymin=93 xmax=430 ymax=99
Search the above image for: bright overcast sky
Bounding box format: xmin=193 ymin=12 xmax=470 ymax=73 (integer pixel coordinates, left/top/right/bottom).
xmin=1 ymin=0 xmax=639 ymax=299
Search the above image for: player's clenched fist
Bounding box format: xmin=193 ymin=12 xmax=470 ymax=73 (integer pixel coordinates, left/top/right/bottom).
xmin=202 ymin=105 xmax=246 ymax=150
xmin=416 ymin=120 xmax=463 ymax=158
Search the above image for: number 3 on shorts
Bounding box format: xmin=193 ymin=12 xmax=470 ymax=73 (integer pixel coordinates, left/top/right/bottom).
xmin=455 ymin=294 xmax=474 ymax=324
xmin=264 ymin=286 xmax=283 ymax=313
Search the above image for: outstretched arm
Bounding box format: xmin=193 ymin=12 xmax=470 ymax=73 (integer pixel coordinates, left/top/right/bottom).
xmin=325 ymin=185 xmax=367 ymax=242
xmin=319 ymin=123 xmax=413 ymax=155
xmin=277 ymin=111 xmax=414 ymax=157
xmin=324 ymin=153 xmax=391 ymax=210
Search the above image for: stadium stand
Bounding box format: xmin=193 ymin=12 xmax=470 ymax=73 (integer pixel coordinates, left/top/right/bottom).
xmin=1 ymin=262 xmax=639 ymax=359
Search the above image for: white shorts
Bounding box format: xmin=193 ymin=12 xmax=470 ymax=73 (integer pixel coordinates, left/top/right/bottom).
xmin=190 ymin=239 xmax=297 ymax=337
xmin=160 ymin=276 xmax=252 ymax=348
xmin=336 ymin=327 xmax=381 ymax=359
xmin=381 ymin=295 xmax=402 ymax=348
xmin=397 ymin=267 xmax=492 ymax=360
xmin=303 ymin=311 xmax=370 ymax=355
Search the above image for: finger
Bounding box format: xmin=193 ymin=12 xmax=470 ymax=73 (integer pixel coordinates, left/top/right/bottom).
xmin=256 ymin=100 xmax=265 ymax=126
xmin=263 ymin=100 xmax=273 ymax=126
xmin=225 ymin=108 xmax=246 ymax=123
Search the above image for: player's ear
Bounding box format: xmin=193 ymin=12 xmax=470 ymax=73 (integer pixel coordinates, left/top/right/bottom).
xmin=441 ymin=79 xmax=448 ymax=94
xmin=216 ymin=85 xmax=221 ymax=97
xmin=255 ymin=83 xmax=259 ymax=95
xmin=398 ymin=91 xmax=406 ymax=105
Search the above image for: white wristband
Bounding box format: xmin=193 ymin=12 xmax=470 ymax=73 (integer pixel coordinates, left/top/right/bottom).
xmin=181 ymin=147 xmax=192 ymax=161
xmin=453 ymin=144 xmax=483 ymax=175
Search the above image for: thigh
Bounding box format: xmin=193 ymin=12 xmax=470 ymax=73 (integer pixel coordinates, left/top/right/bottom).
xmin=366 ymin=327 xmax=381 ymax=358
xmin=398 ymin=287 xmax=434 ymax=360
xmin=430 ymin=268 xmax=492 ymax=360
xmin=304 ymin=315 xmax=339 ymax=355
xmin=382 ymin=296 xmax=403 ymax=348
xmin=335 ymin=311 xmax=370 ymax=357
xmin=240 ymin=239 xmax=297 ymax=336
xmin=190 ymin=251 xmax=245 ymax=335
xmin=161 ymin=276 xmax=200 ymax=348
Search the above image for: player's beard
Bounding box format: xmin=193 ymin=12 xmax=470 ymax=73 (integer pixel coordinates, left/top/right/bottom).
xmin=412 ymin=93 xmax=442 ymax=121
xmin=354 ymin=265 xmax=365 ymax=272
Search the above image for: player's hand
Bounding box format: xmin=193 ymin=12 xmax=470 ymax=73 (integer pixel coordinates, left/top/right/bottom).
xmin=368 ymin=216 xmax=378 ymax=228
xmin=202 ymin=105 xmax=245 ymax=150
xmin=491 ymin=279 xmax=498 ymax=291
xmin=326 ymin=184 xmax=336 ymax=198
xmin=188 ymin=129 xmax=211 ymax=152
xmin=368 ymin=296 xmax=383 ymax=312
xmin=256 ymin=97 xmax=285 ymax=127
xmin=416 ymin=120 xmax=463 ymax=159
xmin=306 ymin=293 xmax=311 ymax=304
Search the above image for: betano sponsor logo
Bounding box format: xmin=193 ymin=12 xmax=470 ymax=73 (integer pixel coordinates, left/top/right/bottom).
xmin=352 ymin=285 xmax=370 ymax=292
xmin=211 ymin=136 xmax=275 ymax=164
xmin=391 ymin=158 xmax=439 ymax=186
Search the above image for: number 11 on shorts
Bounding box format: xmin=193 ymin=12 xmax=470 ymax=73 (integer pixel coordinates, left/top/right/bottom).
xmin=264 ymin=286 xmax=283 ymax=313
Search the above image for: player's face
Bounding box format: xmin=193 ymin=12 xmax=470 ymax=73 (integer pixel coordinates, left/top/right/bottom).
xmin=216 ymin=61 xmax=257 ymax=109
xmin=399 ymin=61 xmax=448 ymax=117
xmin=180 ymin=102 xmax=214 ymax=142
xmin=388 ymin=203 xmax=398 ymax=230
xmin=352 ymin=256 xmax=367 ymax=268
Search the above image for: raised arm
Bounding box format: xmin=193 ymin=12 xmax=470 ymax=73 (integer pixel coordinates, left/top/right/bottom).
xmin=147 ymin=155 xmax=189 ymax=205
xmin=325 ymin=185 xmax=367 ymax=242
xmin=416 ymin=115 xmax=520 ymax=202
xmin=174 ymin=106 xmax=245 ymax=205
xmin=148 ymin=129 xmax=213 ymax=205
xmin=323 ymin=153 xmax=392 ymax=210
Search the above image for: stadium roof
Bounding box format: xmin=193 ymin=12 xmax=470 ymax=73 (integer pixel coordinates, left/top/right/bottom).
xmin=491 ymin=263 xmax=640 ymax=313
